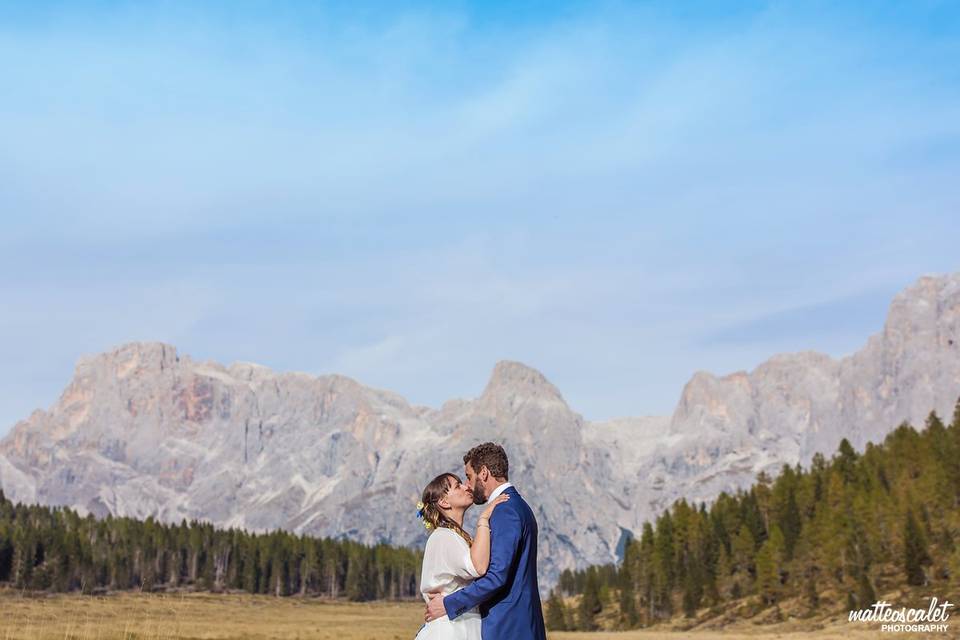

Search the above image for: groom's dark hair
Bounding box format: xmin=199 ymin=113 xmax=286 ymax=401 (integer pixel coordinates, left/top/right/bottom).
xmin=464 ymin=442 xmax=509 ymax=480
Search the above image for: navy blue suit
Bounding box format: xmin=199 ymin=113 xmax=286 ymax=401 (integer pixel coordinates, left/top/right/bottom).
xmin=443 ymin=486 xmax=546 ymax=640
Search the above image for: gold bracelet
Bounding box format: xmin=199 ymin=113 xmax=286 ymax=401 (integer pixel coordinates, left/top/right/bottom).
xmin=477 ymin=522 xmax=490 ymax=529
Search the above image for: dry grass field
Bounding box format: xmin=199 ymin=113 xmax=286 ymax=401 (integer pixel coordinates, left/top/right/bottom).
xmin=0 ymin=591 xmax=949 ymax=640
xmin=0 ymin=591 xmax=419 ymax=640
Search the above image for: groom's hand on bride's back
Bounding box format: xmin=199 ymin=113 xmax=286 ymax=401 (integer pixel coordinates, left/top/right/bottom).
xmin=425 ymin=591 xmax=446 ymax=622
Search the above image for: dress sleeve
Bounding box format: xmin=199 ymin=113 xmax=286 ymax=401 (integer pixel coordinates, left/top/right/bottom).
xmin=439 ymin=529 xmax=480 ymax=580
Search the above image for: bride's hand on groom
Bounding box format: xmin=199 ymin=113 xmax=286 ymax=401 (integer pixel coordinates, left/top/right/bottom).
xmin=479 ymin=494 xmax=509 ymax=522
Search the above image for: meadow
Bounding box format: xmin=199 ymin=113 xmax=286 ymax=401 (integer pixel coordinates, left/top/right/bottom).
xmin=0 ymin=591 xmax=942 ymax=640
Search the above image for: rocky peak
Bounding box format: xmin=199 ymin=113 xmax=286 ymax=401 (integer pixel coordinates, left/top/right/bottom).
xmin=669 ymin=370 xmax=750 ymax=435
xmin=77 ymin=341 xmax=181 ymax=379
xmin=880 ymin=273 xmax=960 ymax=350
xmin=838 ymin=272 xmax=960 ymax=448
xmin=480 ymin=360 xmax=566 ymax=406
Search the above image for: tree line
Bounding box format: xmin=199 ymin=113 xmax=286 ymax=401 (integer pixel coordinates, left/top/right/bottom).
xmin=0 ymin=495 xmax=422 ymax=600
xmin=547 ymin=399 xmax=960 ymax=631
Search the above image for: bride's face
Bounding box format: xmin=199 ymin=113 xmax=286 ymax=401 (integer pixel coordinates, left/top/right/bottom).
xmin=440 ymin=475 xmax=474 ymax=511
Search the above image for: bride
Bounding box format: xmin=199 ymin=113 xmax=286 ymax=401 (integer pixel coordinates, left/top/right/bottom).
xmin=414 ymin=473 xmax=509 ymax=640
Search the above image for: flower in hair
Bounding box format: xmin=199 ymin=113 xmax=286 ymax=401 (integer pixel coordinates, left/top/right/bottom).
xmin=416 ymin=501 xmax=433 ymax=530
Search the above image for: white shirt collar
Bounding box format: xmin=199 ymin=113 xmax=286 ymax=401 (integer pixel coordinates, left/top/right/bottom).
xmin=488 ymin=482 xmax=513 ymax=502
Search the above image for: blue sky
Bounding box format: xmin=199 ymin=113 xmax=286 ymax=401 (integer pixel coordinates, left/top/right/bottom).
xmin=1 ymin=1 xmax=959 ymax=436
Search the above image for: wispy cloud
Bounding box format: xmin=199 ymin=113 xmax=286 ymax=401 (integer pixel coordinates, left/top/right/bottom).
xmin=700 ymin=288 xmax=897 ymax=351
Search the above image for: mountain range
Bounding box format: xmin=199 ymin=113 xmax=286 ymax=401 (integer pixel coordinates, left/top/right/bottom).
xmin=1 ymin=272 xmax=958 ymax=585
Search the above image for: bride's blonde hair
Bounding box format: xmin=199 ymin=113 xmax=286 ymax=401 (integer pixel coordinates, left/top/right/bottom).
xmin=421 ymin=473 xmax=474 ymax=547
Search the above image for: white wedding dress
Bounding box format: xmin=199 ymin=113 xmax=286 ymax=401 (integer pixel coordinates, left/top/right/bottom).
xmin=415 ymin=528 xmax=482 ymax=640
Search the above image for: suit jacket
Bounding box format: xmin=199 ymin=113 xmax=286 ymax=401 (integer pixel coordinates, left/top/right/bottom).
xmin=444 ymin=486 xmax=546 ymax=640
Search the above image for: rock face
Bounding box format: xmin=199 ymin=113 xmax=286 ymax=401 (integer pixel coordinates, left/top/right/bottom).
xmin=653 ymin=274 xmax=960 ymax=512
xmin=0 ymin=349 xmax=630 ymax=584
xmin=1 ymin=273 xmax=959 ymax=586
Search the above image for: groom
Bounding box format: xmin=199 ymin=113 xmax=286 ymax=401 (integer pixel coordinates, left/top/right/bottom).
xmin=425 ymin=442 xmax=546 ymax=640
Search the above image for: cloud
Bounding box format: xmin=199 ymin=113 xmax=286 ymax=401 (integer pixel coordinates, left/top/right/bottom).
xmin=700 ymin=288 xmax=897 ymax=350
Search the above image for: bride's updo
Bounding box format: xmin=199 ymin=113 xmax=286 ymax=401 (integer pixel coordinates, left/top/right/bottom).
xmin=421 ymin=473 xmax=474 ymax=547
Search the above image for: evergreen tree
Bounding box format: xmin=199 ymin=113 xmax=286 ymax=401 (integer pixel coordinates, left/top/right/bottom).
xmin=682 ymin=569 xmax=700 ymax=618
xmin=637 ymin=522 xmax=657 ymax=624
xmin=619 ymin=572 xmax=639 ymax=627
xmin=558 ymin=568 xmax=575 ymax=596
xmin=778 ymin=488 xmax=802 ymax=559
xmin=755 ymin=526 xmax=785 ymax=605
xmin=836 ymin=438 xmax=859 ymax=485
xmin=577 ymin=572 xmax=602 ymax=631
xmin=714 ymin=543 xmax=733 ymax=600
xmin=730 ymin=524 xmax=755 ymax=598
xmin=545 ymin=589 xmax=568 ymax=631
xmin=652 ymin=512 xmax=675 ymax=616
xmin=904 ymin=508 xmax=931 ymax=586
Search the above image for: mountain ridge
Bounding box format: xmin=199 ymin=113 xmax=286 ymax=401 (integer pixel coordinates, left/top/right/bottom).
xmin=1 ymin=272 xmax=959 ymax=586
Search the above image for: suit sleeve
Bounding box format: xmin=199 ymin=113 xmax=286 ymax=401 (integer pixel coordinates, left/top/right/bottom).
xmin=444 ymin=505 xmax=522 ymax=620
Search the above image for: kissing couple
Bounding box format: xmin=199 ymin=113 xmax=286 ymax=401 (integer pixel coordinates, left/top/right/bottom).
xmin=415 ymin=442 xmax=546 ymax=640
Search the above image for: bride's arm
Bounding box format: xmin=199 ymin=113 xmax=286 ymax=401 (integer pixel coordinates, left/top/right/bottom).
xmin=470 ymin=495 xmax=509 ymax=575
